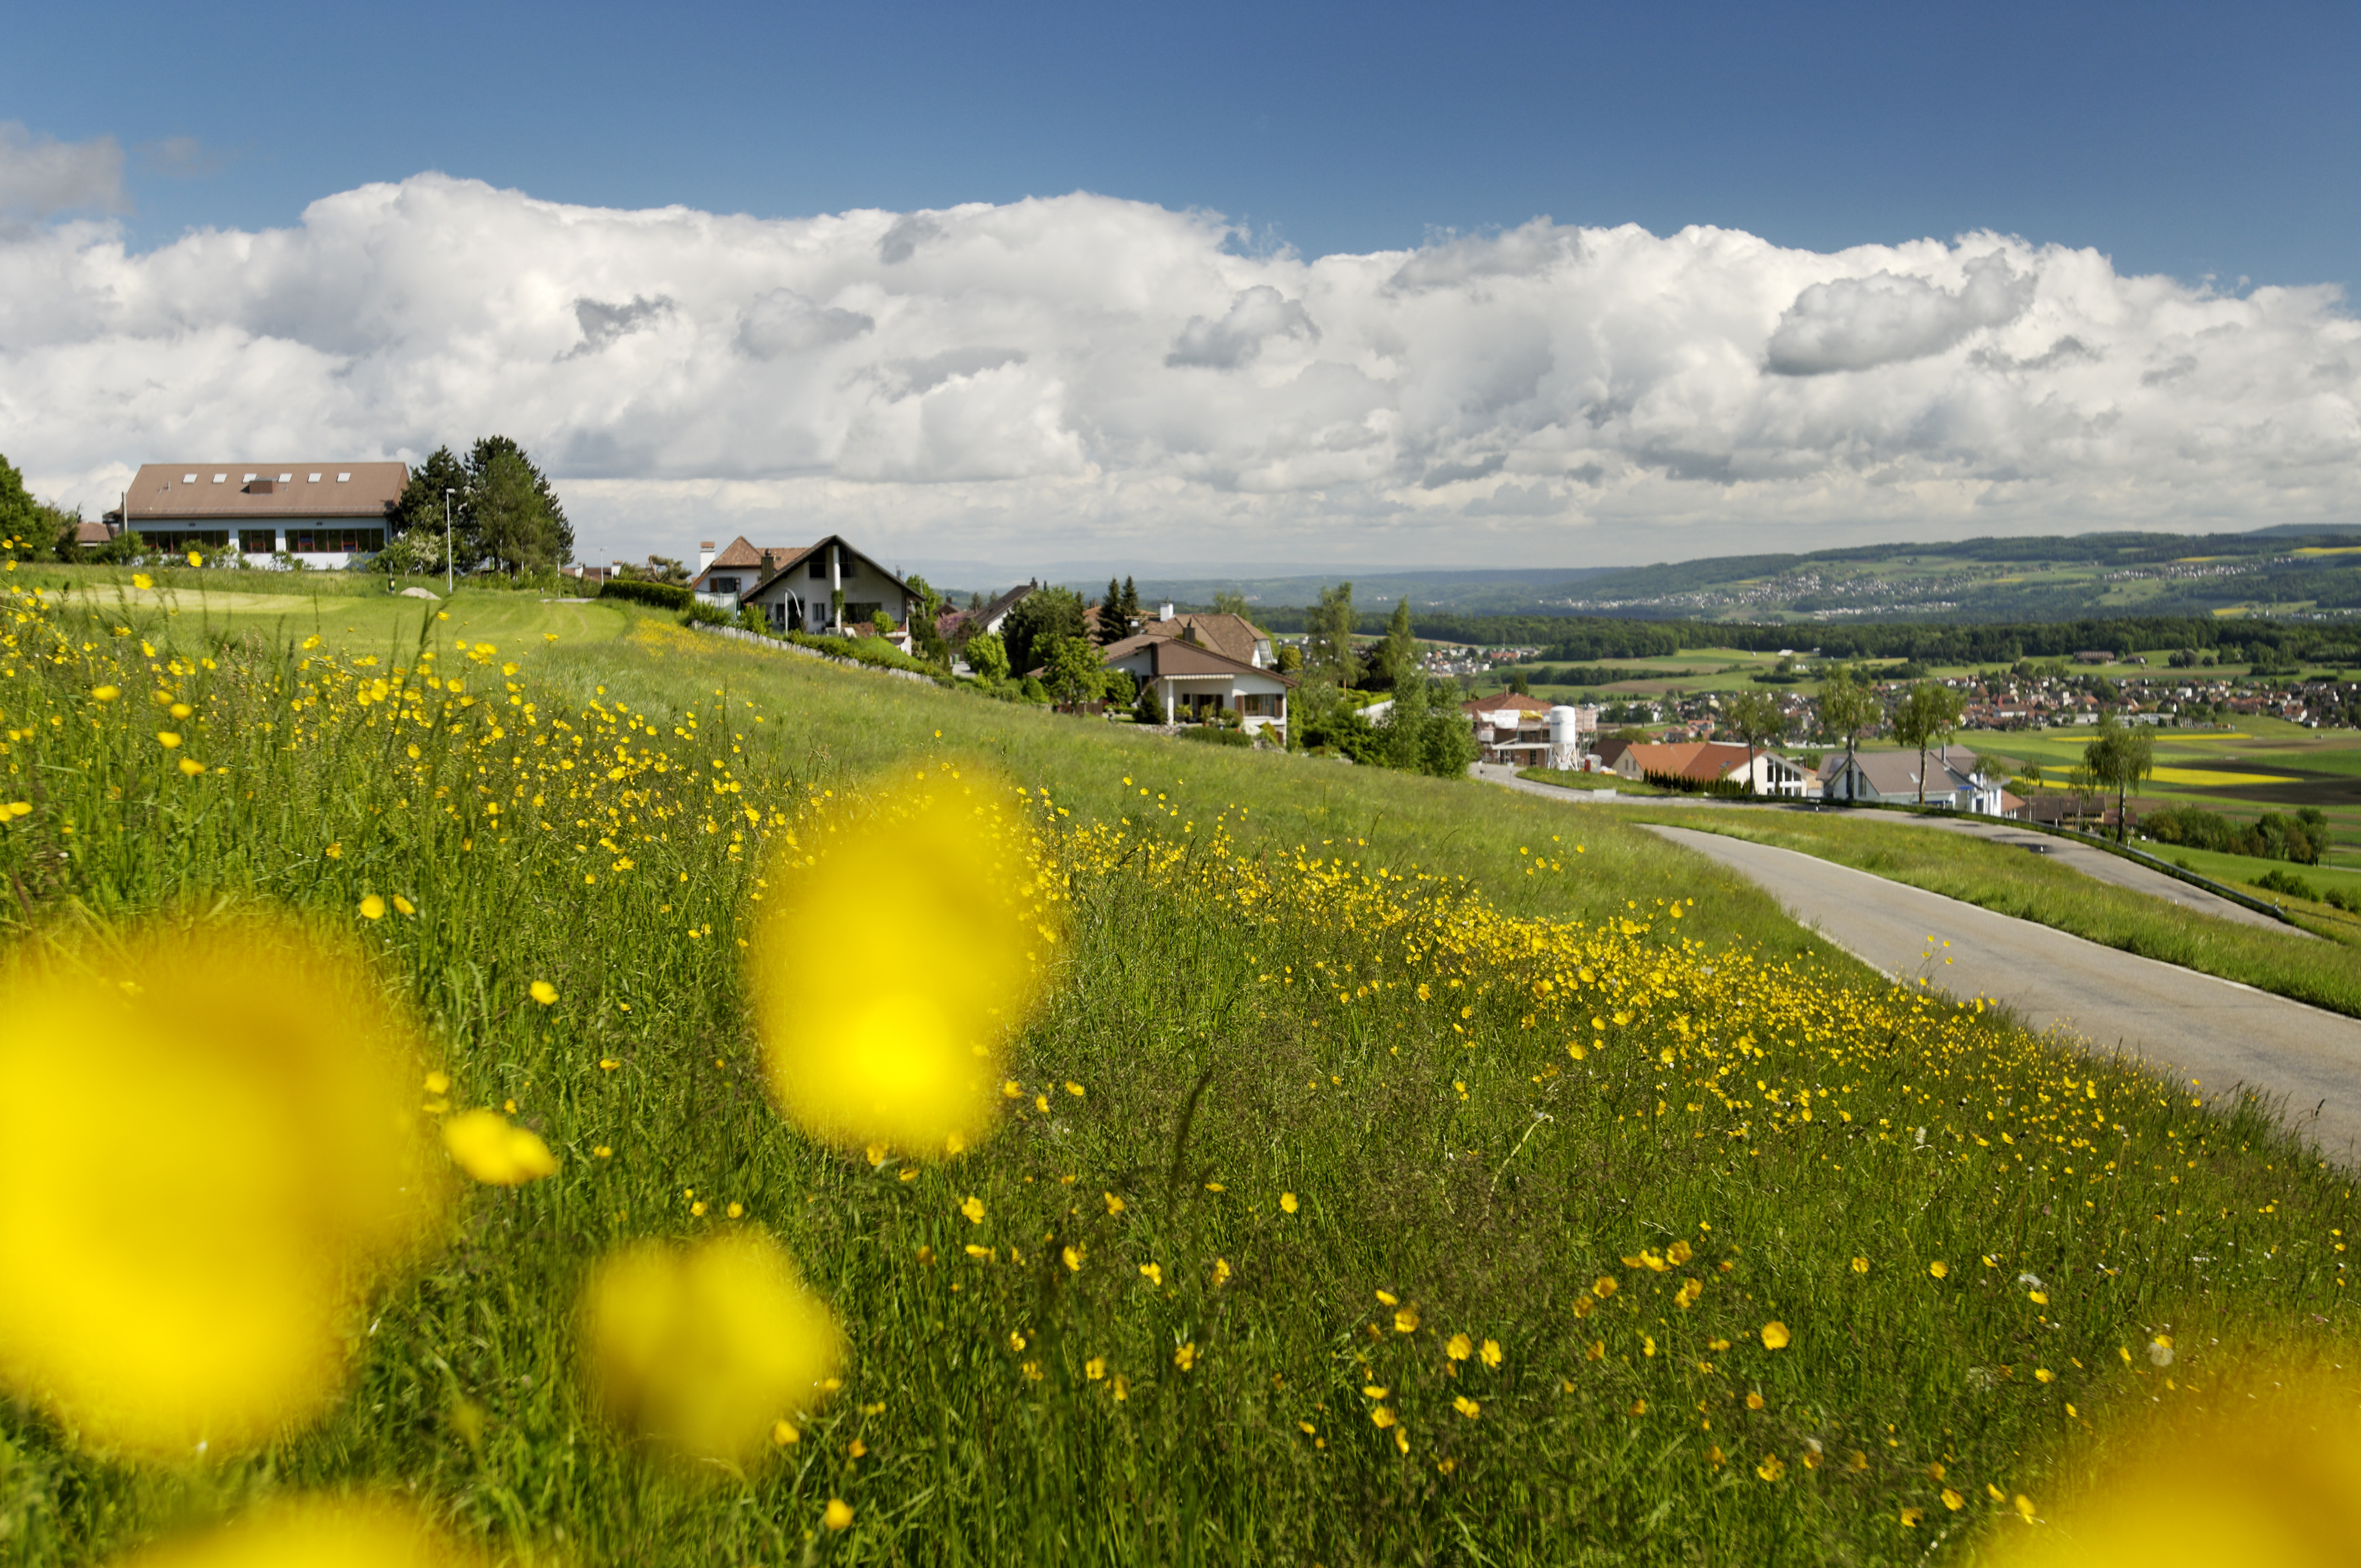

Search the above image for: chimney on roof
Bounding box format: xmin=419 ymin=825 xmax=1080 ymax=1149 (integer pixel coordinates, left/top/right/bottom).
xmin=698 ymin=541 xmax=715 ymax=574
xmin=1159 ymin=602 xmax=1175 ymax=622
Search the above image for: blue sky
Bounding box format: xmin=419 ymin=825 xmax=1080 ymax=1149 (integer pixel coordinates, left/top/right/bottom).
xmin=6 ymin=0 xmax=2360 ymax=573
xmin=13 ymin=0 xmax=2359 ymax=290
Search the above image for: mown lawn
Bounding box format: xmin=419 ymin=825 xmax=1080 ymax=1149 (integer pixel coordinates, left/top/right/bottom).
xmin=0 ymin=586 xmax=2353 ymax=1565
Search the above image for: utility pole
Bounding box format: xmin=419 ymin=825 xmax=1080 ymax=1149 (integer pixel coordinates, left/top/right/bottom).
xmin=443 ymin=489 xmax=455 ymax=596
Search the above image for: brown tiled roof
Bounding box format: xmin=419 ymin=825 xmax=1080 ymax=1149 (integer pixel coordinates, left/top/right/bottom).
xmin=124 ymin=462 xmax=408 ymax=520
xmin=1104 ymin=631 xmax=1297 ymax=684
xmin=1140 ymin=611 xmax=1265 ymax=666
xmin=1619 ymin=741 xmax=1757 ymax=782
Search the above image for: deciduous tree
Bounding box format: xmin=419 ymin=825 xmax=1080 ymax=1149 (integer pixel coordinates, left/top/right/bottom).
xmin=1890 ymin=682 xmax=1965 ymax=806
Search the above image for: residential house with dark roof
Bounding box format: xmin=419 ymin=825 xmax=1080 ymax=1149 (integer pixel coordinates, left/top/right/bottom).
xmin=1818 ymin=744 xmax=2004 ymax=813
xmin=689 ymin=535 xmax=921 ymax=651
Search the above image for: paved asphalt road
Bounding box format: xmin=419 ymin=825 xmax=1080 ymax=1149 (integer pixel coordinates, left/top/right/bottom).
xmin=1473 ymin=763 xmax=2289 ymax=932
xmin=1877 ymin=812 xmax=2298 ymax=933
xmin=1645 ymin=824 xmax=2361 ymax=1164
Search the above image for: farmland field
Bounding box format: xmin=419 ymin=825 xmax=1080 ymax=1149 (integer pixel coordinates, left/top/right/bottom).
xmin=0 ymin=571 xmax=2355 ymax=1565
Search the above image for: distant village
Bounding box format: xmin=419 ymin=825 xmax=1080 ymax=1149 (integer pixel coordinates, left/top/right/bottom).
xmin=49 ymin=455 xmax=2358 ymax=825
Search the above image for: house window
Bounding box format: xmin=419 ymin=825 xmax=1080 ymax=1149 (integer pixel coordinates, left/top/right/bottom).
xmin=286 ymin=527 xmax=386 ymax=554
xmin=238 ymin=529 xmax=276 ymax=554
xmin=710 ymin=576 xmax=739 ymax=595
xmin=845 ymin=601 xmax=884 ymax=627
xmin=839 ymin=557 xmax=856 ymax=580
xmin=808 ymin=557 xmax=826 ymax=579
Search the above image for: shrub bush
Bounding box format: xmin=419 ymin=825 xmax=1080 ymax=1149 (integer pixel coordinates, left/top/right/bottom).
xmin=2254 ymin=867 xmax=2320 ymax=902
xmin=597 ymin=580 xmax=693 ymax=611
xmin=2144 ymin=804 xmax=2328 ymax=864
xmin=1179 ymin=726 xmax=1252 ymax=748
xmin=679 ymin=599 xmax=731 ymax=627
xmin=783 ymin=630 xmax=947 ymax=678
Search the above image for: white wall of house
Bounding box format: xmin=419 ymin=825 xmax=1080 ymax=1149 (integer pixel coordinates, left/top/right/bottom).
xmin=1731 ymin=753 xmax=1809 ymax=797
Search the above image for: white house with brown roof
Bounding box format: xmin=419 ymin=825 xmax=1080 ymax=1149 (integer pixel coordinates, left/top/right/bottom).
xmin=117 ymin=462 xmax=409 ymax=568
xmin=693 ymin=535 xmax=920 ymax=651
xmin=1101 ymin=632 xmax=1296 ymax=732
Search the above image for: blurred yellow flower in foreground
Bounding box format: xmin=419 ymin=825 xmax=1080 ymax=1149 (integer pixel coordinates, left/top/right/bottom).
xmin=1982 ymin=1361 xmax=2361 ymax=1568
xmin=104 ymin=1497 xmax=482 ymax=1568
xmin=529 ymin=980 xmax=558 ymax=1006
xmin=748 ymin=764 xmax=1060 ymax=1156
xmin=0 ymin=912 xmax=447 ymax=1456
xmin=582 ymin=1229 xmax=845 ymax=1468
xmin=440 ymin=1110 xmax=558 ymax=1186
xmin=1761 ymin=1321 xmax=1792 ymax=1350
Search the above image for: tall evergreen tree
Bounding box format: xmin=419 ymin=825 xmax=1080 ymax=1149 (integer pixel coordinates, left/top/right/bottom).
xmin=384 ymin=446 xmax=472 ymax=554
xmin=1096 ymin=576 xmax=1127 ymax=646
xmin=1119 ymin=575 xmax=1141 ymax=631
xmin=466 ymin=437 xmax=572 ymax=565
xmin=471 ymin=446 xmax=561 ymax=575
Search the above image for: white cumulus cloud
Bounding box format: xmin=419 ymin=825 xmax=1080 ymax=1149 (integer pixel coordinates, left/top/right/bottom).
xmin=2 ymin=174 xmax=2358 ymax=574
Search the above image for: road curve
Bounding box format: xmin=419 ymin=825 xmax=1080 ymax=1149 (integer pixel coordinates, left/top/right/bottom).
xmin=1473 ymin=763 xmax=2289 ymax=930
xmin=1644 ymin=823 xmax=2361 ymax=1164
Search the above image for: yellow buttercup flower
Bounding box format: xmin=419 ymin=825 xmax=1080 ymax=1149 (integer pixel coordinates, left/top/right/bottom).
xmin=746 ymin=766 xmax=1059 ymax=1157
xmin=823 ymin=1499 xmax=853 ymax=1532
xmin=440 ymin=1110 xmax=558 ymax=1186
xmin=177 ymin=756 xmax=206 ymax=777
xmin=1280 ymin=1191 xmax=1298 ymax=1214
xmin=360 ymin=895 xmax=386 ymax=921
xmin=581 ymin=1230 xmax=844 ymax=1468
xmin=101 ymin=1497 xmax=486 ymax=1568
xmin=529 ymin=980 xmax=558 ymax=1005
xmin=0 ymin=911 xmax=446 ymax=1455
xmin=1761 ymin=1321 xmax=1792 ymax=1350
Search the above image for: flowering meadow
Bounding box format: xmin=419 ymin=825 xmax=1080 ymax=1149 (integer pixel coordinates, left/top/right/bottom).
xmin=0 ymin=571 xmax=2357 ymax=1565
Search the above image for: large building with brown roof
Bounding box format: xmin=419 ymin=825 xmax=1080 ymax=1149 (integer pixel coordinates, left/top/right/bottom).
xmin=116 ymin=462 xmax=408 ymax=568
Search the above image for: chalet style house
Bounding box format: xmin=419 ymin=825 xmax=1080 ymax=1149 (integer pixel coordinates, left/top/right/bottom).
xmin=689 ymin=536 xmax=921 ymax=652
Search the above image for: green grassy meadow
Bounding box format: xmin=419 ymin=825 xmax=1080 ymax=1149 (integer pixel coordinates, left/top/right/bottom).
xmin=1 ymin=576 xmax=2356 ymax=1565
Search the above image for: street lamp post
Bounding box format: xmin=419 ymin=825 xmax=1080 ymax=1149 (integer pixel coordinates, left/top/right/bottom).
xmin=443 ymin=489 xmax=454 ymax=597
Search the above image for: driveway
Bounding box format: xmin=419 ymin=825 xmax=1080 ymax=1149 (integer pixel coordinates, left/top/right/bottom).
xmin=1643 ymin=825 xmax=2361 ymax=1163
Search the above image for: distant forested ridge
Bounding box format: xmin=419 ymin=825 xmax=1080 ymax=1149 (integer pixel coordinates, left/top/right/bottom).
xmin=1221 ymin=605 xmax=2361 ymax=663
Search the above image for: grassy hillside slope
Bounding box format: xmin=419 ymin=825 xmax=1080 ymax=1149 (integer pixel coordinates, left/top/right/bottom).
xmin=0 ymin=582 xmax=2352 ymax=1566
